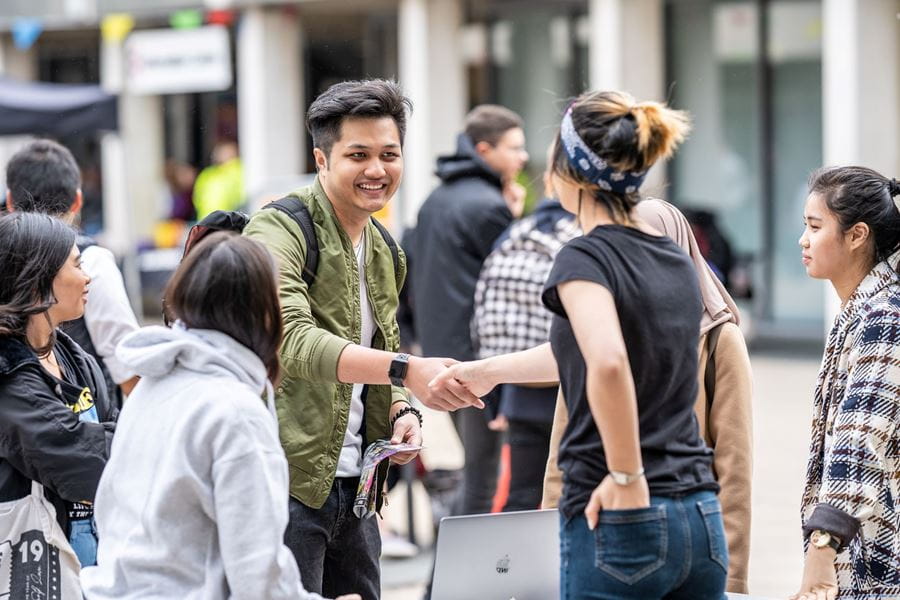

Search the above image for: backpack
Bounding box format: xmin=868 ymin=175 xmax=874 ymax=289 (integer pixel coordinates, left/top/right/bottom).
xmin=184 ymin=195 xmax=400 ymax=287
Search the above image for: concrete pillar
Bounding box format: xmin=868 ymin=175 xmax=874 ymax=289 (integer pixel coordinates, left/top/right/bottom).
xmin=426 ymin=0 xmax=466 ymax=163
xmin=587 ymin=0 xmax=667 ymax=197
xmin=821 ymin=0 xmax=900 ymax=327
xmin=0 ymin=34 xmax=38 ymax=180
xmin=588 ymin=0 xmax=623 ymax=91
xmin=398 ymin=0 xmax=467 ymax=229
xmin=100 ymin=36 xmax=165 ymax=251
xmin=101 ymin=33 xmax=166 ymax=315
xmin=588 ymin=0 xmax=664 ymax=104
xmin=120 ymin=94 xmax=166 ymax=241
xmin=398 ymin=0 xmax=431 ymax=229
xmin=237 ymin=6 xmax=304 ymax=207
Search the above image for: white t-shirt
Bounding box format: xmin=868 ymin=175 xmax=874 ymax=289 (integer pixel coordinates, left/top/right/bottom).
xmin=336 ymin=234 xmax=375 ymax=478
xmin=81 ymin=245 xmax=140 ymax=384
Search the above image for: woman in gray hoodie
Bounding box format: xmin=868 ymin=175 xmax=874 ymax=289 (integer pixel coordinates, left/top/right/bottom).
xmin=81 ymin=232 xmax=359 ymax=600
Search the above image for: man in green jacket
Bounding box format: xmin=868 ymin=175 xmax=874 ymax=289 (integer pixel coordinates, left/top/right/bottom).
xmin=244 ymin=79 xmax=482 ymax=600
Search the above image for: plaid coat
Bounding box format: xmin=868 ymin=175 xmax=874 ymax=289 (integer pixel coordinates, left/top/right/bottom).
xmin=801 ymin=251 xmax=900 ymax=598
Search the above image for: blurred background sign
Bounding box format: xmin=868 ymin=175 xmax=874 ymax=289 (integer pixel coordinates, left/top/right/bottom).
xmin=124 ymin=25 xmax=231 ymax=95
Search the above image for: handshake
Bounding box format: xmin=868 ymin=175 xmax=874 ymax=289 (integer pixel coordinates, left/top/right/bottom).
xmin=403 ymin=356 xmax=496 ymax=412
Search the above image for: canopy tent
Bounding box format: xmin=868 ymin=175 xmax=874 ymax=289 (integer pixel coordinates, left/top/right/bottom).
xmin=0 ymin=77 xmax=117 ymax=137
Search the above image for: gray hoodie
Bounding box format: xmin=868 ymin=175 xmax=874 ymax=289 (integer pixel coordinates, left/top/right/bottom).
xmin=81 ymin=325 xmax=327 ymax=600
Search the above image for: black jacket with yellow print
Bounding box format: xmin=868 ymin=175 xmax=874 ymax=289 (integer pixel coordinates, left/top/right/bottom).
xmin=0 ymin=330 xmax=117 ymax=532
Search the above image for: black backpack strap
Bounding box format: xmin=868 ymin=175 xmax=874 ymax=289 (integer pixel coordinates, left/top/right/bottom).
xmin=704 ymin=323 xmax=724 ymax=415
xmin=370 ymin=217 xmax=401 ymax=283
xmin=265 ymin=196 xmax=319 ymax=288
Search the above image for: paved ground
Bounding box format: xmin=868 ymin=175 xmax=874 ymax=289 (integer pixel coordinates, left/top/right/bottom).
xmin=378 ymin=350 xmax=821 ymax=600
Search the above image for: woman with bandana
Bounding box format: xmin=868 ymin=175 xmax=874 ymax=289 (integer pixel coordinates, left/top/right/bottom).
xmin=541 ymin=198 xmax=753 ymax=595
xmin=433 ymin=90 xmax=726 ymax=599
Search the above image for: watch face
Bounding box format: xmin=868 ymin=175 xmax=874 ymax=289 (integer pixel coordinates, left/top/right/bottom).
xmin=811 ymin=531 xmax=830 ymax=548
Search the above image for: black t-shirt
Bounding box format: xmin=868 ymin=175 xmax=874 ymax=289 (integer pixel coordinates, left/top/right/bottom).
xmin=54 ymin=341 xmax=100 ymax=523
xmin=542 ymin=225 xmax=717 ymax=519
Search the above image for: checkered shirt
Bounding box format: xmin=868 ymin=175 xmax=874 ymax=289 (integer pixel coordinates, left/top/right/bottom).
xmin=471 ymin=211 xmax=579 ymax=359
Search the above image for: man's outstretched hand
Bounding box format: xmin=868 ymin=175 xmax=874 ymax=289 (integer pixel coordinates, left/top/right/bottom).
xmin=404 ymin=356 xmax=485 ymax=412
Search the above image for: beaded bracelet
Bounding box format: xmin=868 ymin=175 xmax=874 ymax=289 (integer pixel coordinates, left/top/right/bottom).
xmin=390 ymin=405 xmax=423 ymax=430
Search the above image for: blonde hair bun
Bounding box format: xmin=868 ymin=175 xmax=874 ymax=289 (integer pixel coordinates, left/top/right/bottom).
xmin=630 ymin=100 xmax=691 ymax=168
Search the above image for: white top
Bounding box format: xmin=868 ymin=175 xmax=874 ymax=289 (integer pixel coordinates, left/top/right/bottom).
xmin=80 ymin=245 xmax=140 ymax=384
xmin=81 ymin=325 xmax=325 ymax=600
xmin=336 ymin=234 xmax=375 ymax=478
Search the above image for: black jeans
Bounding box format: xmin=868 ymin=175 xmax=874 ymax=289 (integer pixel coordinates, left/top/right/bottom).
xmin=503 ymin=419 xmax=553 ymax=512
xmin=284 ymin=478 xmax=381 ymax=600
xmin=450 ymin=404 xmax=502 ymax=515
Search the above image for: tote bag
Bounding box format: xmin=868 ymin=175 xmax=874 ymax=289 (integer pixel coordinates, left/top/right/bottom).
xmin=0 ymin=481 xmax=82 ymax=599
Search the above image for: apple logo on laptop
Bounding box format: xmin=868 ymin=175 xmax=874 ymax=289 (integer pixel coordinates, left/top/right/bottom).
xmin=496 ymin=554 xmax=510 ymax=574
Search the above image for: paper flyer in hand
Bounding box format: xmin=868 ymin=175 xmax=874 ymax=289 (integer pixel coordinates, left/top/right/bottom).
xmin=353 ymin=439 xmax=422 ymax=519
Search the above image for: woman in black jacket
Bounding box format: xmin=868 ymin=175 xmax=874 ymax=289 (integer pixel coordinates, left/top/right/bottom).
xmin=0 ymin=212 xmax=117 ymax=567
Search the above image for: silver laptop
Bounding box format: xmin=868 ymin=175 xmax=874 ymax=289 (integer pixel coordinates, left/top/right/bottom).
xmin=431 ymin=509 xmax=560 ymax=600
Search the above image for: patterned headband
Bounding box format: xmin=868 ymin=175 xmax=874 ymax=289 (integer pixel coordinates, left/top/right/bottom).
xmin=559 ymin=108 xmax=647 ymax=195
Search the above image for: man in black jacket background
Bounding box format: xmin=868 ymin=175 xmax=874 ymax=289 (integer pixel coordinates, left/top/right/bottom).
xmin=409 ymin=104 xmax=528 ymax=515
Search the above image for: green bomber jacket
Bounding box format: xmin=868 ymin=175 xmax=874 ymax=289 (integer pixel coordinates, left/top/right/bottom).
xmin=243 ymin=177 xmax=409 ymax=509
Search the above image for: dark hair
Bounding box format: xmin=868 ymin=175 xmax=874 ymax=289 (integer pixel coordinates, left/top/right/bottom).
xmin=808 ymin=166 xmax=900 ymax=270
xmin=464 ymin=104 xmax=524 ymax=146
xmin=306 ymin=79 xmax=412 ymax=158
xmin=551 ymin=90 xmax=690 ymax=220
xmin=163 ymin=232 xmax=283 ymax=382
xmin=0 ymin=212 xmax=77 ymax=356
xmin=6 ymin=139 xmax=81 ymax=215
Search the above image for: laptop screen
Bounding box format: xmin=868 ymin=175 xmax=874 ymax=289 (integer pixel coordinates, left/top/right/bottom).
xmin=431 ymin=509 xmax=560 ymax=600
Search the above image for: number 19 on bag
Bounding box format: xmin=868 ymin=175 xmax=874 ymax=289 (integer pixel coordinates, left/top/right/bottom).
xmin=1 ymin=530 xmax=63 ymax=600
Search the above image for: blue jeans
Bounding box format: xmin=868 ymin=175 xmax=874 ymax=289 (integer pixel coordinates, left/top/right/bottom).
xmin=284 ymin=478 xmax=381 ymax=600
xmin=69 ymin=518 xmax=98 ymax=567
xmin=560 ymin=490 xmax=727 ymax=600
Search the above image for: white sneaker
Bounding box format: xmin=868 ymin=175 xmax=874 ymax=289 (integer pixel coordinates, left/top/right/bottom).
xmin=381 ymin=531 xmax=419 ymax=558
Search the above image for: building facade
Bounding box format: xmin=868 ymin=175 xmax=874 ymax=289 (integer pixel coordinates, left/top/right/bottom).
xmin=1 ymin=0 xmax=897 ymax=338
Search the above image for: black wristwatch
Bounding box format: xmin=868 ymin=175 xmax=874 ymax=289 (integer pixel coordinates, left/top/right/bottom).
xmin=389 ymin=353 xmax=410 ymax=387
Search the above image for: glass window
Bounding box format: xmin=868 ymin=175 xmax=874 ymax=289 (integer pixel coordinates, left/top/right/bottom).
xmin=666 ymin=0 xmax=822 ymax=328
xmin=467 ymin=0 xmax=588 ymax=179
xmin=769 ymin=1 xmax=823 ymax=322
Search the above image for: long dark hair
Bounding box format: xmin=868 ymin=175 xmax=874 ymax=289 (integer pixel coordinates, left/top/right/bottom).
xmin=163 ymin=231 xmax=283 ymax=382
xmin=808 ymin=166 xmax=900 ymax=273
xmin=0 ymin=212 xmax=77 ymax=356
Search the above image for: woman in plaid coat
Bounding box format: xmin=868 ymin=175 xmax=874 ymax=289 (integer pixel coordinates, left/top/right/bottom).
xmin=792 ymin=167 xmax=900 ymax=600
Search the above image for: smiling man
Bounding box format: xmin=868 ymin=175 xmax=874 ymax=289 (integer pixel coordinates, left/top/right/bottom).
xmin=243 ymin=80 xmax=481 ymax=600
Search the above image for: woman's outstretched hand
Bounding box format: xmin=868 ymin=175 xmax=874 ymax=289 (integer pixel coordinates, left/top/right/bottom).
xmin=428 ymin=359 xmax=498 ymax=401
xmin=584 ymin=473 xmax=651 ymax=530
xmin=788 ymin=546 xmax=838 ymax=600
